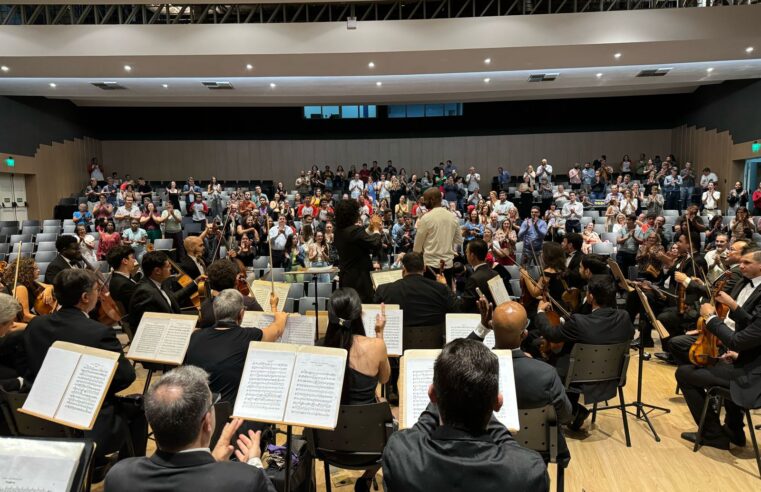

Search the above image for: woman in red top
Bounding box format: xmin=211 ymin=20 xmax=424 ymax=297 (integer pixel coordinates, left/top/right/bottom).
xmin=97 ymin=220 xmax=122 ymax=260
xmin=140 ymin=202 xmax=162 ymax=243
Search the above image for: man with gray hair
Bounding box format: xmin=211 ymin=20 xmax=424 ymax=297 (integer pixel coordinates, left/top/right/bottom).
xmin=106 ymin=366 xmax=276 ymax=491
xmin=184 ymin=289 xmax=287 ymax=404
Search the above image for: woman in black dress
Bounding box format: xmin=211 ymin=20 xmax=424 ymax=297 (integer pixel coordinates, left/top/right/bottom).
xmin=333 ymin=200 xmax=383 ymax=303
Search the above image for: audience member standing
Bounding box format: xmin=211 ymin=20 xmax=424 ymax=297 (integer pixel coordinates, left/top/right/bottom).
xmin=413 ymin=188 xmax=463 ymax=286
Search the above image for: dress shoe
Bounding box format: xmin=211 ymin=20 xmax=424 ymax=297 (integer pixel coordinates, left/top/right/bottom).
xmin=654 ymin=352 xmax=676 ymax=365
xmin=723 ymin=424 xmax=747 ymax=447
xmin=568 ymin=405 xmax=590 ymax=431
xmin=681 ymin=431 xmax=730 ymax=450
xmin=631 ymin=337 xmax=654 ymax=349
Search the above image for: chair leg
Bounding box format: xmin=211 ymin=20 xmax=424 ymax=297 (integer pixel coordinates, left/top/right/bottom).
xmin=619 ymin=387 xmax=631 ymax=447
xmin=693 ymin=390 xmax=714 ymax=453
xmin=592 ymin=402 xmax=598 ymax=423
xmin=323 ymin=462 xmax=331 ymax=492
xmin=142 ymin=369 xmax=155 ymax=396
xmin=675 ymin=383 xmax=681 ymax=395
xmin=557 ymin=464 xmax=565 ymax=492
xmin=745 ymin=410 xmax=761 ymax=479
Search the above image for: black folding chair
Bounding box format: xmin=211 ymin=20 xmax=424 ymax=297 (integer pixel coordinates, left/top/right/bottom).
xmin=514 ymin=405 xmax=567 ymax=492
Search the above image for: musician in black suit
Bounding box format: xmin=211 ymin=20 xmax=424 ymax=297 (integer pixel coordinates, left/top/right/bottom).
xmin=575 ymin=255 xmax=609 ymax=315
xmin=128 ymin=251 xmax=199 ymax=327
xmin=382 ymin=338 xmax=549 ymax=492
xmin=374 ymin=252 xmax=457 ymax=328
xmin=106 ymin=245 xmax=140 ymax=312
xmin=180 ymin=234 xmax=208 ymax=280
xmin=43 ymin=235 xmax=84 ymax=284
xmin=197 ymin=259 xmax=264 ymax=329
xmin=460 ymin=239 xmax=499 ymax=313
xmin=333 ymin=199 xmax=383 ymax=303
xmin=105 ymin=366 xmax=276 ymax=492
xmin=469 ymin=299 xmax=573 ymax=465
xmin=534 ymin=275 xmax=635 ymax=430
xmin=676 ymin=247 xmax=761 ymax=450
xmin=562 ymin=232 xmax=585 ymax=289
xmin=24 ymin=269 xmax=147 ymax=463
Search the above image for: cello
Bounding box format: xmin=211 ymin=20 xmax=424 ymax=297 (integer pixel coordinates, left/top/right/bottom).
xmin=688 ymin=271 xmax=728 ymax=366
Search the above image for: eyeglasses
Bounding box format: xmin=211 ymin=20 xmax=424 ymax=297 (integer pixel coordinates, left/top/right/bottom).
xmin=202 ymin=392 xmax=222 ymax=420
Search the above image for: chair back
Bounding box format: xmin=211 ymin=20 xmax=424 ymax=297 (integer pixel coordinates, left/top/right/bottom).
xmin=306 ymin=402 xmax=394 ymax=467
xmin=0 ymin=388 xmax=76 ymax=438
xmin=208 ymin=401 xmax=233 ymax=449
xmin=514 ymin=405 xmax=558 ymax=463
xmin=564 ymin=342 xmax=630 ymax=389
xmin=403 ymin=324 xmax=444 ymax=350
xmin=298 ymin=296 xmax=328 ymax=315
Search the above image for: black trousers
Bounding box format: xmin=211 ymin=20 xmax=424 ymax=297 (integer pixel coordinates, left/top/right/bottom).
xmin=658 ymin=307 xmax=698 ymax=352
xmin=271 ymin=249 xmax=286 ymax=268
xmin=670 ymin=333 xmax=698 ymax=366
xmin=675 ymin=363 xmax=743 ymax=438
xmin=423 ymin=265 xmax=454 ymax=287
xmin=625 ymin=288 xmax=667 ymax=347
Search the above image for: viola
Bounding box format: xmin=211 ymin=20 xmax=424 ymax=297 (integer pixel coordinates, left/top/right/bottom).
xmin=689 ymin=275 xmax=729 ymax=367
xmin=167 ymin=258 xmax=203 ymax=310
xmin=33 ymin=281 xmax=58 ymax=316
xmin=232 ymin=258 xmax=251 ymax=296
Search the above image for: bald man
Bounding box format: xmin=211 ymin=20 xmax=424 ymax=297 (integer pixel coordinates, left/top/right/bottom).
xmin=469 ymin=298 xmax=573 ymax=464
xmin=180 ymin=235 xmax=207 ymax=280
xmin=413 ymin=187 xmax=463 ymax=285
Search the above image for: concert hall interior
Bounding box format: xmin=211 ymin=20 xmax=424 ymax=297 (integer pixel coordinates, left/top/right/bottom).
xmin=1 ymin=2 xmax=761 ymax=491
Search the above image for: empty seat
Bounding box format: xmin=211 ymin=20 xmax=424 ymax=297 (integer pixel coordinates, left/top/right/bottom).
xmin=42 ymin=219 xmax=61 ymax=227
xmin=12 ymin=243 xmax=34 ymax=254
xmin=21 ymin=220 xmax=40 ymax=228
xmin=34 ymin=233 xmax=58 ymax=243
xmin=9 ymin=234 xmax=32 ymax=244
xmin=298 ymin=296 xmax=329 ymax=315
xmin=8 ymin=252 xmax=33 ymax=262
xmin=306 ymin=282 xmax=333 ymax=299
xmin=37 ymin=262 xmax=50 ymax=280
xmin=41 ymin=225 xmax=60 ymax=234
xmin=287 ymin=283 xmax=305 ymax=299
xmin=153 ymin=238 xmax=175 ymax=251
xmin=21 ymin=226 xmax=41 ymax=236
xmin=62 ymin=225 xmax=77 ymax=234
xmin=34 ymin=251 xmax=58 ymax=263
xmin=591 ymin=243 xmax=614 ymax=255
xmin=0 ymin=220 xmax=19 ymax=229
xmin=0 ymin=226 xmax=18 ymax=237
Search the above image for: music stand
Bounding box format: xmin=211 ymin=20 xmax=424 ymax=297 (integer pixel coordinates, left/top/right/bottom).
xmin=283 ymin=267 xmax=338 ymax=342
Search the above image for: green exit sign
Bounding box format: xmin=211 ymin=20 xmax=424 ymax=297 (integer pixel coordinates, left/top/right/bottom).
xmin=753 ymin=141 xmax=760 ymax=153
xmin=4 ymin=156 xmax=14 ymax=167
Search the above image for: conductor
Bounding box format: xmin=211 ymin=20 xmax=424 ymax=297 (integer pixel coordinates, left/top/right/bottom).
xmin=333 ymin=199 xmax=383 ymax=303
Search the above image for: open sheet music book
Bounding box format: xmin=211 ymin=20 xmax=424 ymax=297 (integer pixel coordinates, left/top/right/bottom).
xmin=20 ymin=341 xmax=119 ymax=430
xmin=241 ymin=312 xmax=316 ymax=346
xmin=487 ymin=275 xmax=511 ymax=306
xmin=371 ymin=269 xmax=403 ymax=289
xmin=445 ymin=313 xmax=495 ymax=348
xmin=0 ymin=437 xmax=85 ymax=492
xmin=126 ymin=312 xmax=198 ymax=365
xmin=233 ymin=342 xmax=347 ymax=430
xmin=399 ymin=349 xmax=519 ymax=431
xmin=251 ymin=280 xmax=290 ymax=313
xmin=361 ymin=304 xmax=403 ymax=356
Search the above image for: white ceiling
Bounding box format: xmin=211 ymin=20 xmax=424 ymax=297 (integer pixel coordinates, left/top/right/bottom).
xmin=0 ymin=6 xmax=759 ymax=105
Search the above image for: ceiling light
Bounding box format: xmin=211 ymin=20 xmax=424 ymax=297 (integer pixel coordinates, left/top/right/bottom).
xmin=246 ymin=64 xmax=253 ymax=70
xmin=706 ymin=67 xmax=714 ymax=73
xmin=614 ymin=53 xmax=622 ymax=59
xmin=375 ymin=81 xmax=382 ymax=87
xmin=124 ymin=65 xmax=132 ymax=72
xmin=269 ymin=83 xmax=277 ymax=88
xmin=162 ymin=84 xmax=169 ymax=88
xmin=746 ymin=46 xmax=755 ymax=54
xmin=596 ymin=73 xmax=603 ymax=78
xmin=484 ymin=58 xmax=491 ymax=65
xmin=49 ymin=83 xmax=57 ymax=88
xmin=368 ymin=62 xmax=375 ymax=68
xmin=0 ymin=66 xmax=8 ymax=73
xmin=483 ymin=77 xmax=491 ymax=83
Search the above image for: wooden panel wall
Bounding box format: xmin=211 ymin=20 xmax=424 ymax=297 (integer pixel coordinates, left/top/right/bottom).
xmin=0 ymin=137 xmax=101 ymax=219
xmin=102 ymin=129 xmax=671 ymax=185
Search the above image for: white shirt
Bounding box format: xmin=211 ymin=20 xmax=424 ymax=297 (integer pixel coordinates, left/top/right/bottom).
xmin=349 ymin=179 xmax=364 ymax=198
xmin=700 ymin=173 xmax=718 ymax=188
xmin=413 ymin=206 xmax=463 ymax=269
xmin=268 ymin=225 xmax=293 ymax=250
xmin=493 ymin=200 xmax=514 ymax=218
xmin=150 ymin=278 xmax=173 ymax=309
xmin=724 ymin=276 xmax=761 ymax=331
xmin=466 ymin=173 xmax=481 ymax=192
xmin=702 ymin=191 xmax=720 ymax=209
xmin=562 ymin=201 xmax=583 ymax=220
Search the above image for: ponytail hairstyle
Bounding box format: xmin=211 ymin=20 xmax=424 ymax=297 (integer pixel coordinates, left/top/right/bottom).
xmin=324 ymin=288 xmax=366 ymax=404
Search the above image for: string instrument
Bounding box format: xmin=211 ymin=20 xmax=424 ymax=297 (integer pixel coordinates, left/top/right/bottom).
xmin=539 ymin=292 xmax=572 ymax=360
xmin=81 ymin=257 xmax=122 ymax=325
xmin=436 ymin=259 xmax=447 ymax=285
xmin=560 ymin=277 xmax=581 ymax=313
xmin=167 ymin=257 xmax=203 ymax=310
xmin=688 ymin=271 xmax=729 ymax=366
xmin=32 ymin=280 xmax=58 ymax=315
xmin=232 ymin=257 xmax=251 ymax=296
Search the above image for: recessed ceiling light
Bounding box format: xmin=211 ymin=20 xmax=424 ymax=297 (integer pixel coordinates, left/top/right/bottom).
xmin=614 ymin=53 xmax=622 ymax=59
xmin=0 ymin=66 xmax=8 ymax=72
xmin=269 ymin=83 xmax=277 ymax=88
xmin=162 ymin=84 xmax=169 ymax=88
xmin=49 ymin=83 xmax=57 ymax=88
xmin=246 ymin=64 xmax=253 ymax=70
xmin=376 ymin=81 xmax=382 ymax=87
xmin=483 ymin=77 xmax=491 ymax=83
xmin=596 ymin=73 xmax=603 ymax=78
xmin=368 ymin=62 xmax=375 ymax=68
xmin=706 ymin=67 xmax=714 ymax=73
xmin=484 ymin=58 xmax=491 ymax=65
xmin=124 ymin=65 xmax=132 ymax=72
xmin=746 ymin=46 xmax=755 ymax=54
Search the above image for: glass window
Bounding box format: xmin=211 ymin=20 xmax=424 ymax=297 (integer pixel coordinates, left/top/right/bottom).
xmin=406 ymin=104 xmax=425 ymax=118
xmin=387 ymin=105 xmax=406 ymax=118
xmin=444 ymin=103 xmax=463 ymax=116
xmin=361 ymin=105 xmax=377 ymax=118
xmin=322 ymin=106 xmax=340 ymax=119
xmin=341 ymin=106 xmax=359 ymax=118
xmin=304 ymin=106 xmax=322 ymax=119
xmin=425 ymin=104 xmax=444 ymax=117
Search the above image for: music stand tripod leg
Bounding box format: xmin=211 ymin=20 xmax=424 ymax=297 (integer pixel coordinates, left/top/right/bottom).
xmin=284 ymin=424 xmax=293 ymax=492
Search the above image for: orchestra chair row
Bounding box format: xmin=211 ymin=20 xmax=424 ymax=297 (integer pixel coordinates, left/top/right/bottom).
xmin=514 ymin=405 xmax=567 ymax=492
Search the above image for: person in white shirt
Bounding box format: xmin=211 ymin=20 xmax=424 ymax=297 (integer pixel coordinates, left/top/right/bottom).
xmin=413 ymin=188 xmax=464 ymax=286
xmin=349 ymin=177 xmax=364 ymax=200
xmin=376 ymin=174 xmax=391 ymax=201
xmin=702 ymin=181 xmax=721 ymax=217
xmin=493 ymin=191 xmax=515 ymax=222
xmin=465 ymin=167 xmax=481 ymax=196
xmin=562 ymin=191 xmax=583 ymax=233
xmin=700 ymin=167 xmax=719 ymax=191
xmin=267 ymin=216 xmax=293 ymax=268
xmin=620 ymin=189 xmax=638 ymax=216
xmin=704 ymin=234 xmax=730 ymax=284
xmin=536 ymin=159 xmax=553 ymax=183
xmin=114 ymin=196 xmax=142 ymax=231
xmin=604 ymin=185 xmax=624 ymax=206
xmin=553 ymin=185 xmax=570 ymax=207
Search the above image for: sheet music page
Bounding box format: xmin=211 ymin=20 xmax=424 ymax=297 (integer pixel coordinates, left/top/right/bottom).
xmin=283 ymin=352 xmax=346 ymax=429
xmin=487 ymin=275 xmax=511 ymax=306
xmin=371 ymin=269 xmax=403 ymax=289
xmin=55 ymin=353 xmax=117 ymax=429
xmin=0 ymin=437 xmax=84 ymax=492
xmin=445 ymin=313 xmax=495 ymax=348
xmin=402 ymin=357 xmax=435 ymax=429
xmin=361 ymin=305 xmax=403 ymax=356
xmin=241 ymin=311 xmax=275 ymax=329
xmin=128 ymin=316 xmax=166 ymax=360
xmin=154 ymin=317 xmax=196 ymax=364
xmin=233 ymin=348 xmax=296 ymax=422
xmin=493 ymin=351 xmax=520 ymax=431
xmin=251 ymin=280 xmax=289 ymax=313
xmin=21 ymin=347 xmax=80 ymax=419
xmin=281 ymin=315 xmax=316 ymax=346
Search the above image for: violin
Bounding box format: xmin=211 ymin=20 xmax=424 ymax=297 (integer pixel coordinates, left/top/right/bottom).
xmin=33 ymin=280 xmax=58 ymax=316
xmin=81 ymin=257 xmax=122 ymax=325
xmin=436 ymin=259 xmax=447 ymax=286
xmin=167 ymin=257 xmax=203 ymax=310
xmin=233 ymin=258 xmax=251 ymax=296
xmin=688 ymin=273 xmax=729 ymax=366
xmin=539 ymin=292 xmax=571 ymax=360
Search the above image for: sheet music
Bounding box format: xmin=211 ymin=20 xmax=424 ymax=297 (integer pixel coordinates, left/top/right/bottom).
xmin=494 ymin=350 xmax=520 ymax=431
xmin=445 ymin=313 xmax=495 ymax=348
xmin=371 ymin=269 xmax=403 ymax=289
xmin=251 ymin=280 xmax=290 ymax=313
xmin=284 ymin=352 xmax=346 ymax=428
xmin=281 ymin=315 xmax=316 ymax=345
xmin=21 ymin=347 xmax=80 ymax=419
xmin=56 ymin=354 xmax=115 ymax=429
xmin=403 ymin=357 xmax=435 ymax=428
xmin=487 ymin=275 xmax=511 ymax=306
xmin=241 ymin=311 xmax=275 ymax=329
xmin=233 ymin=349 xmax=296 ymax=422
xmin=128 ymin=314 xmax=196 ymax=364
xmin=361 ymin=305 xmax=403 ymax=356
xmin=0 ymin=438 xmax=84 ymax=492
